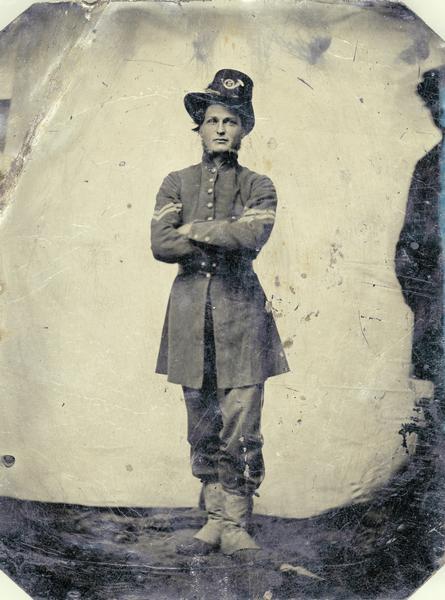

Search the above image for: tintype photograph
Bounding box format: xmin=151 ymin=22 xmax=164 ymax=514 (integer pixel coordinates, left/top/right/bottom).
xmin=1 ymin=0 xmax=445 ymax=598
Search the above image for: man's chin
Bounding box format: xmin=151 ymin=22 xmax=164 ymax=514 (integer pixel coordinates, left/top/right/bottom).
xmin=210 ymin=145 xmax=230 ymax=153
xmin=207 ymin=146 xmax=240 ymax=154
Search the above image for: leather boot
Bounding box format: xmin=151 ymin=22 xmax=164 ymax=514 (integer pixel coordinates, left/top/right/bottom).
xmin=220 ymin=490 xmax=260 ymax=556
xmin=177 ymin=482 xmax=224 ymax=556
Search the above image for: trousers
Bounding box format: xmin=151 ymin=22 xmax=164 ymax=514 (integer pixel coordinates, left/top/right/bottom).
xmin=182 ymin=290 xmax=265 ymax=496
xmin=183 ymin=382 xmax=265 ymax=496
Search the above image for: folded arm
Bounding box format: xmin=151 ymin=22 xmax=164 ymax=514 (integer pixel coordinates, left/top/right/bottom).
xmin=186 ymin=174 xmax=278 ymax=253
xmin=150 ymin=172 xmax=198 ymax=264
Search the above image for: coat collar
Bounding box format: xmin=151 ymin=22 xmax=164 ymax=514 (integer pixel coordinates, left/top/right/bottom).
xmin=202 ymin=150 xmax=239 ymax=172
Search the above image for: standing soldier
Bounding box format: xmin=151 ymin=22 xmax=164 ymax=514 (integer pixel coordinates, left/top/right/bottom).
xmin=151 ymin=69 xmax=289 ymax=560
xmin=396 ymin=67 xmax=444 ymax=387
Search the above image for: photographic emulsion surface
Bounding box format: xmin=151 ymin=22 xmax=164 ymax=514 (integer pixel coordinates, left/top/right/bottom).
xmin=1 ymin=0 xmax=445 ymax=598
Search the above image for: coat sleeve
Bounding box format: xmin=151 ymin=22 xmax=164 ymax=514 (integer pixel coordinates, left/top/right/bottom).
xmin=150 ymin=172 xmax=198 ymax=264
xmin=187 ymin=174 xmax=277 ymax=252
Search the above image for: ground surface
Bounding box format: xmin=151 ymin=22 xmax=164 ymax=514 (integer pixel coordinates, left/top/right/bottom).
xmin=0 ymin=463 xmax=444 ymax=600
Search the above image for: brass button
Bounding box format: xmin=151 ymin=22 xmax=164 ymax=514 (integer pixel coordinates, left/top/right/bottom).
xmin=205 ymin=273 xmax=211 ymax=278
xmin=207 ymin=188 xmax=213 ymax=194
xmin=207 ymin=216 xmax=213 ymax=221
xmin=211 ymin=168 xmax=216 ymax=173
xmin=207 ymin=202 xmax=213 ymax=208
xmin=209 ymin=177 xmax=214 ymax=182
xmin=194 ymin=234 xmax=199 ymax=239
xmin=204 ymin=236 xmax=210 ymax=242
xmin=200 ymin=261 xmax=206 ymax=267
xmin=212 ymin=262 xmax=217 ymax=267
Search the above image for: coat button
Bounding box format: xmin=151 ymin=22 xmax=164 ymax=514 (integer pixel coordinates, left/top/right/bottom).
xmin=209 ymin=177 xmax=214 ymax=182
xmin=205 ymin=273 xmax=211 ymax=278
xmin=207 ymin=217 xmax=213 ymax=221
xmin=207 ymin=188 xmax=213 ymax=194
xmin=211 ymin=168 xmax=216 ymax=173
xmin=204 ymin=236 xmax=210 ymax=242
xmin=212 ymin=262 xmax=217 ymax=267
xmin=200 ymin=261 xmax=206 ymax=267
xmin=207 ymin=202 xmax=213 ymax=208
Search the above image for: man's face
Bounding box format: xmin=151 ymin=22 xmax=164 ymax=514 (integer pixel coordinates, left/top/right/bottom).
xmin=199 ymin=104 xmax=244 ymax=154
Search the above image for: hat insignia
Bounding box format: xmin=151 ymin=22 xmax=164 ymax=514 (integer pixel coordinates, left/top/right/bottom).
xmin=222 ymin=78 xmax=244 ymax=90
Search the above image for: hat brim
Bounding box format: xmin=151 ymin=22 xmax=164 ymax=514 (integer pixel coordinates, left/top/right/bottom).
xmin=184 ymin=92 xmax=255 ymax=133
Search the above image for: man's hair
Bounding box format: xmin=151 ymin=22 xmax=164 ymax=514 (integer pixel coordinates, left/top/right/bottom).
xmin=191 ymin=107 xmax=207 ymax=132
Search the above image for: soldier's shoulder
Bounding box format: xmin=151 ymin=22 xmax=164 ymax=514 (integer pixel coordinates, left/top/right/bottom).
xmin=238 ymin=164 xmax=276 ymax=187
xmin=414 ymin=144 xmax=440 ymax=169
xmin=159 ymin=164 xmax=200 ymax=188
xmin=411 ymin=144 xmax=440 ymax=184
xmin=173 ymin=163 xmax=202 ymax=177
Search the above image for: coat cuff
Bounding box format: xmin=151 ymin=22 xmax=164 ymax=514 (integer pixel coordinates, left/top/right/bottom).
xmin=188 ymin=221 xmax=214 ymax=244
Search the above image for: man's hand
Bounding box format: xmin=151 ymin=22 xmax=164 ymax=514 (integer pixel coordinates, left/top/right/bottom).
xmin=177 ymin=223 xmax=192 ymax=236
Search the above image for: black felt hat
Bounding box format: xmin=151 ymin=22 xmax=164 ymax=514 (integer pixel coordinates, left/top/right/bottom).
xmin=184 ymin=69 xmax=255 ymax=133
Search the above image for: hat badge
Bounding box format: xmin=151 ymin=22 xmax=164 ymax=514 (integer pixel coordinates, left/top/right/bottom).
xmin=222 ymin=78 xmax=244 ymax=90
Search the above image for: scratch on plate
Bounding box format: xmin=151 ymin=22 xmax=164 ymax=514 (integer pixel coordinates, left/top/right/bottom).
xmin=6 ymin=266 xmax=71 ymax=305
xmin=358 ymin=309 xmax=369 ymax=346
xmin=297 ymin=77 xmax=314 ymax=90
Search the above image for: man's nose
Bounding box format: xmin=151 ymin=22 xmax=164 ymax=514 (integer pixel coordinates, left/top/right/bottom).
xmin=216 ymin=120 xmax=226 ymax=134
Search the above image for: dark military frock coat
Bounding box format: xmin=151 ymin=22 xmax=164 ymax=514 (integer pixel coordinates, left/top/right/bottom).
xmin=151 ymin=153 xmax=289 ymax=390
